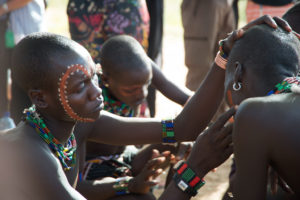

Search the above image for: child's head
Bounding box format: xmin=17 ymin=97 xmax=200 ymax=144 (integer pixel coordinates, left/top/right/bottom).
xmin=12 ymin=32 xmax=103 ymax=122
xmin=283 ymin=2 xmax=300 ymax=33
xmin=100 ymin=35 xmax=152 ymax=107
xmin=224 ymin=24 xmax=300 ymax=105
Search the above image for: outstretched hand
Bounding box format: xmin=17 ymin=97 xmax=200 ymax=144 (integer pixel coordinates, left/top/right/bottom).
xmin=186 ymin=107 xmax=236 ymax=178
xmin=128 ymin=149 xmax=174 ymax=194
xmin=222 ymin=15 xmax=293 ymax=55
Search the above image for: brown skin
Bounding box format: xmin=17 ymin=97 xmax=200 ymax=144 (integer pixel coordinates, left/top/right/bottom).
xmin=224 ymin=18 xmax=300 ymax=199
xmin=0 ymin=16 xmax=290 ymax=199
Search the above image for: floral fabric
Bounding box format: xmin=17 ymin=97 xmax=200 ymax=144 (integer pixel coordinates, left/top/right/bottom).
xmin=67 ymin=0 xmax=150 ymax=63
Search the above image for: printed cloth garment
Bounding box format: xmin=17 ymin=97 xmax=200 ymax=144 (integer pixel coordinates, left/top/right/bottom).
xmin=246 ymin=0 xmax=293 ymax=23
xmin=67 ymin=0 xmax=150 ymax=63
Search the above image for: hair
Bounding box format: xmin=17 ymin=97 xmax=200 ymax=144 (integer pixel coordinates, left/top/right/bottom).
xmin=11 ymin=32 xmax=78 ymax=92
xmin=227 ymin=24 xmax=300 ymax=89
xmin=100 ymin=35 xmax=150 ymax=78
xmin=283 ymin=2 xmax=300 ymax=33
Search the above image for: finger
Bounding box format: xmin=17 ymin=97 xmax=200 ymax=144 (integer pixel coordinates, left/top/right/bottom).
xmin=151 ymin=149 xmax=160 ymax=159
xmin=243 ymin=15 xmax=277 ymax=31
xmin=217 ymin=123 xmax=233 ymax=141
xmin=161 ymin=150 xmax=171 ymax=157
xmin=145 ymin=157 xmax=166 ymax=170
xmin=147 ymin=168 xmax=164 ymax=180
xmin=145 ymin=180 xmax=159 ymax=187
xmin=273 ymin=16 xmax=292 ymax=32
xmin=292 ymin=30 xmax=300 ymax=40
xmin=224 ymin=146 xmax=233 ymax=159
xmin=220 ymin=134 xmax=233 ymax=149
xmin=212 ymin=107 xmax=236 ymax=130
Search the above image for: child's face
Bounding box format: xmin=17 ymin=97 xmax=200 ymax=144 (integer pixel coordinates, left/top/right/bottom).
xmin=51 ymin=48 xmax=104 ymax=122
xmin=107 ymin=68 xmax=152 ymax=107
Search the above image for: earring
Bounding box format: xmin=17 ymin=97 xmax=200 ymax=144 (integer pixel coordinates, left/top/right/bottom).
xmin=233 ymin=82 xmax=242 ymax=91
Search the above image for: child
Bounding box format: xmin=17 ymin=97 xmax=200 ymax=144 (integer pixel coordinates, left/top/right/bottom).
xmin=77 ymin=35 xmax=193 ymax=199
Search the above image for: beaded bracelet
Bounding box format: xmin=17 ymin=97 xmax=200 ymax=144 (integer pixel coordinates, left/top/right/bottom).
xmin=173 ymin=160 xmax=205 ymax=197
xmin=113 ymin=177 xmax=132 ymax=195
xmin=214 ymin=40 xmax=228 ymax=70
xmin=161 ymin=119 xmax=176 ymax=143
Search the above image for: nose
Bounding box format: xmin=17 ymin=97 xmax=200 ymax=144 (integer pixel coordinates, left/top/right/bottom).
xmin=135 ymin=86 xmax=148 ymax=101
xmin=89 ymin=79 xmax=102 ymax=101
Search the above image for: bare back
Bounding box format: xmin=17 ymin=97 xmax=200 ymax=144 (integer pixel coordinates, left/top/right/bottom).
xmin=233 ymin=93 xmax=300 ymax=199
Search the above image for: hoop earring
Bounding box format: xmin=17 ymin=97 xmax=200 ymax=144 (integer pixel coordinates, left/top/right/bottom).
xmin=233 ymin=82 xmax=242 ymax=91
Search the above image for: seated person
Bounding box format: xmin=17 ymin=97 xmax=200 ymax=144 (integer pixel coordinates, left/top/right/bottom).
xmin=0 ymin=16 xmax=289 ymax=199
xmin=78 ymin=35 xmax=193 ymax=199
xmin=0 ymin=31 xmax=233 ymax=200
xmin=224 ymin=24 xmax=300 ymax=198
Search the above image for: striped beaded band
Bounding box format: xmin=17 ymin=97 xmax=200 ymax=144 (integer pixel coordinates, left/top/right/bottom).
xmin=214 ymin=40 xmax=228 ymax=70
xmin=214 ymin=51 xmax=227 ymax=70
xmin=113 ymin=177 xmax=132 ymax=195
xmin=173 ymin=160 xmax=205 ymax=197
xmin=162 ymin=119 xmax=176 ymax=143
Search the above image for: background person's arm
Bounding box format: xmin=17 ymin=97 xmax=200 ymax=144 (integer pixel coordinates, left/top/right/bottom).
xmin=0 ymin=0 xmax=33 ymax=17
xmin=150 ymin=59 xmax=193 ymax=106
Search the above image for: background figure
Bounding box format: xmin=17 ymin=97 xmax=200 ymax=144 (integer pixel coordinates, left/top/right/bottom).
xmin=246 ymin=0 xmax=294 ymax=23
xmin=0 ymin=0 xmax=9 ymax=118
xmin=181 ymin=0 xmax=236 ymax=91
xmin=0 ymin=0 xmax=46 ymax=123
xmin=145 ymin=0 xmax=163 ymax=117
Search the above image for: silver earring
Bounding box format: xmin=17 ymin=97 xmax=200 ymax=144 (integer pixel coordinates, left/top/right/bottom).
xmin=233 ymin=82 xmax=242 ymax=91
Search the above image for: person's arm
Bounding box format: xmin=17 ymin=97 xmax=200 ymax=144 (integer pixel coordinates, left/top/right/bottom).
xmin=0 ymin=0 xmax=33 ymax=17
xmin=76 ymin=150 xmax=167 ymax=200
xmin=150 ymin=59 xmax=193 ymax=106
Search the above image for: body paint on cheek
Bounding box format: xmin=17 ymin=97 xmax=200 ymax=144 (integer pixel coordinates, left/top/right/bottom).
xmin=58 ymin=64 xmax=95 ymax=122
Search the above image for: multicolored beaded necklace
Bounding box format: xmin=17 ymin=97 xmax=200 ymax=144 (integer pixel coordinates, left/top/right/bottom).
xmin=99 ymin=76 xmax=134 ymax=117
xmin=267 ymin=77 xmax=300 ymax=95
xmin=24 ymin=105 xmax=77 ymax=171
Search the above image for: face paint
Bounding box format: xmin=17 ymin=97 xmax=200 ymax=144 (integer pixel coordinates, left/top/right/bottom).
xmin=226 ymin=90 xmax=234 ymax=107
xmin=58 ymin=64 xmax=95 ymax=122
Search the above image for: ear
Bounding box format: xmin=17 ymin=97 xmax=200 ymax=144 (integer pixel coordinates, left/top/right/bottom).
xmin=233 ymin=61 xmax=244 ymax=84
xmin=28 ymin=89 xmax=48 ymax=108
xmin=100 ymin=72 xmax=110 ymax=87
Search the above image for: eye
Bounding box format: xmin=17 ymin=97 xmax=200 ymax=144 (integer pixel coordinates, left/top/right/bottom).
xmin=76 ymin=81 xmax=85 ymax=93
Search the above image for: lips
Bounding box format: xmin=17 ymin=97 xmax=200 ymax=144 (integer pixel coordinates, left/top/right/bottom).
xmin=91 ymin=97 xmax=104 ymax=113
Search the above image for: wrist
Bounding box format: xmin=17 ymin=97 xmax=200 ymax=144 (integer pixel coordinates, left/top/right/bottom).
xmin=172 ymin=160 xmax=205 ymax=197
xmin=113 ymin=176 xmax=132 ymax=195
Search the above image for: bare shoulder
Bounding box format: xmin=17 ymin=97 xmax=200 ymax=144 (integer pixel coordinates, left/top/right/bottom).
xmin=0 ymin=126 xmax=85 ymax=200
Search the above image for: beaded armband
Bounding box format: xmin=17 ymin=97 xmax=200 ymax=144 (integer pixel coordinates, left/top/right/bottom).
xmin=173 ymin=160 xmax=205 ymax=197
xmin=161 ymin=119 xmax=176 ymax=143
xmin=214 ymin=40 xmax=228 ymax=70
xmin=113 ymin=177 xmax=132 ymax=195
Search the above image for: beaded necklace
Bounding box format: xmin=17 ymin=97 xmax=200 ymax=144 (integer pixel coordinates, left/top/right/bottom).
xmin=267 ymin=77 xmax=300 ymax=95
xmin=99 ymin=76 xmax=134 ymax=117
xmin=24 ymin=105 xmax=77 ymax=171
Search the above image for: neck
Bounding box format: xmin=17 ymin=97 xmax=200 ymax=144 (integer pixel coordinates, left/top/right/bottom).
xmin=38 ymin=111 xmax=76 ymax=144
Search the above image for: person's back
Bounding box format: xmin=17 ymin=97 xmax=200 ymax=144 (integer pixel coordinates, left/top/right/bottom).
xmin=223 ymin=24 xmax=300 ymax=199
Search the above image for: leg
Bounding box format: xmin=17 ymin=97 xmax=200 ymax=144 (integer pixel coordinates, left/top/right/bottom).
xmin=181 ymin=0 xmax=235 ymax=91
